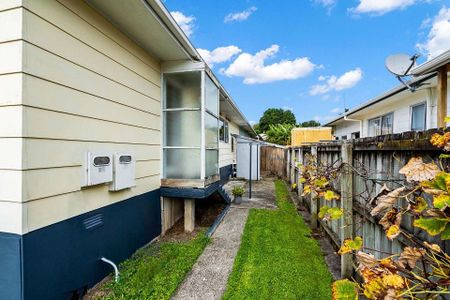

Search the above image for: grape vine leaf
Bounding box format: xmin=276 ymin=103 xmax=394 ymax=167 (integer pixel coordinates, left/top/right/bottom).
xmin=399 ymin=157 xmax=439 ymax=183
xmin=370 ymin=187 xmax=406 ymax=217
xmin=413 ymin=217 xmax=448 ymax=236
xmin=332 ymin=279 xmax=358 ymax=300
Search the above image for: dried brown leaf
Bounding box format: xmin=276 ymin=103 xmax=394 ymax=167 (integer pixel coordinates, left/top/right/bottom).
xmin=398 ymin=247 xmax=425 ymax=269
xmin=379 ymin=208 xmax=402 ymax=230
xmin=371 ymin=187 xmax=406 ymax=217
xmin=399 ymin=157 xmax=440 ymax=183
xmin=369 ymin=184 xmax=391 ymax=205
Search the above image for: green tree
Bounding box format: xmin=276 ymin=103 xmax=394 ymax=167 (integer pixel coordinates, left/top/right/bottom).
xmin=259 ymin=108 xmax=296 ymax=132
xmin=298 ymin=120 xmax=321 ymax=127
xmin=266 ymin=123 xmax=294 ymax=145
xmin=253 ymin=123 xmax=262 ymax=134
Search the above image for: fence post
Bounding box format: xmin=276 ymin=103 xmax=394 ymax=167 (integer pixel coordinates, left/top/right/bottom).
xmin=310 ymin=145 xmax=318 ymax=229
xmin=286 ymin=148 xmax=291 ymax=183
xmin=298 ymin=148 xmax=304 ymax=205
xmin=340 ymin=141 xmax=354 ymax=279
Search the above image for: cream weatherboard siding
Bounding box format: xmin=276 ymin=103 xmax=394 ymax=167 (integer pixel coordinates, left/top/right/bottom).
xmin=0 ymin=0 xmax=163 ymax=235
xmin=219 ymin=120 xmax=239 ymax=168
xmin=0 ymin=3 xmax=25 ymax=235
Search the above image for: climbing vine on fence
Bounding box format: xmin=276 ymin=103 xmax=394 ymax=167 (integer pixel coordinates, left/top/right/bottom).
xmin=298 ymin=132 xmax=450 ymax=299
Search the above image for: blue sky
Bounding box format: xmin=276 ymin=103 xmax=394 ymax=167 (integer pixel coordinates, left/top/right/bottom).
xmin=165 ymin=0 xmax=450 ymax=125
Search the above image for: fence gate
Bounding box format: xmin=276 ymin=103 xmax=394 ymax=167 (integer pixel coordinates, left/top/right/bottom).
xmin=260 ymin=146 xmax=287 ymax=178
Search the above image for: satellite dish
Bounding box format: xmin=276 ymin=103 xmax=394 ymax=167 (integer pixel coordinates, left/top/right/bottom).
xmin=385 ymin=54 xmax=417 ymax=76
xmin=385 ymin=53 xmax=420 ymax=92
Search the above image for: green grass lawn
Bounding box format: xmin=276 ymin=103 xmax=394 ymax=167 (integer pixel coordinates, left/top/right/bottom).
xmin=97 ymin=232 xmax=209 ymax=300
xmin=222 ymin=180 xmax=333 ymax=300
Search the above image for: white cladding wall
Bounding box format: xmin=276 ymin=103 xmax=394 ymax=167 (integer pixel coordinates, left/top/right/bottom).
xmin=219 ymin=120 xmax=239 ymax=168
xmin=332 ymin=88 xmax=435 ymax=139
xmin=333 ymin=121 xmax=360 ymax=139
xmin=0 ymin=0 xmax=162 ymax=234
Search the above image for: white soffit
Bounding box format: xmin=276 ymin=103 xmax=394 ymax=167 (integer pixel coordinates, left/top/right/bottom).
xmin=86 ymin=0 xmax=194 ymax=61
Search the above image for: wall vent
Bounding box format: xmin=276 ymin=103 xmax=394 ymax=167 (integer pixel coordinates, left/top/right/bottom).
xmin=83 ymin=214 xmax=103 ymax=230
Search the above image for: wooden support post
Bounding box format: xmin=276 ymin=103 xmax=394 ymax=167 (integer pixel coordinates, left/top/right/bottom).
xmin=184 ymin=198 xmax=195 ymax=232
xmin=340 ymin=141 xmax=354 ymax=279
xmin=310 ymin=145 xmax=318 ymax=230
xmin=437 ymin=66 xmax=448 ymax=128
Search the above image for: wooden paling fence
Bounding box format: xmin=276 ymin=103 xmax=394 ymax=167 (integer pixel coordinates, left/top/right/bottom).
xmin=284 ymin=130 xmax=450 ymax=278
xmin=260 ymin=145 xmax=287 ymax=178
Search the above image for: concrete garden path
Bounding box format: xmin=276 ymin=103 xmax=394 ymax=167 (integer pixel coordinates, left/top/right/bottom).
xmin=172 ymin=179 xmax=276 ymax=300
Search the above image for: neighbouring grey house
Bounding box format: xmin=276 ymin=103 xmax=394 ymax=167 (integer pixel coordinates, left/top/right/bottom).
xmin=0 ymin=0 xmax=255 ymax=299
xmin=325 ymin=50 xmax=450 ymax=140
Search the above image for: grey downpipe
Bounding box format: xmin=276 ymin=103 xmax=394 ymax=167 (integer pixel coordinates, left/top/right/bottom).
xmin=101 ymin=257 xmax=119 ymax=282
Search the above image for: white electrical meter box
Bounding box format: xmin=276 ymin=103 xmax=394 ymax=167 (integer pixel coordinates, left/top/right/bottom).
xmin=110 ymin=153 xmax=136 ymax=191
xmin=83 ymin=152 xmax=113 ymax=187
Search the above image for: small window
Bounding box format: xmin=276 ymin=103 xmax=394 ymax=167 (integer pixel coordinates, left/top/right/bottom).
xmin=341 ymin=135 xmax=347 ymax=140
xmin=368 ymin=117 xmax=381 ymax=136
xmin=219 ymin=118 xmax=229 ymax=143
xmin=351 ymin=132 xmax=360 ymax=139
xmin=411 ymin=102 xmax=426 ymax=131
xmin=368 ymin=113 xmax=393 ymax=136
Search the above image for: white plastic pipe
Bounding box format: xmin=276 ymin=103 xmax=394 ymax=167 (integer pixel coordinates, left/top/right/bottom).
xmin=101 ymin=257 xmax=119 ymax=282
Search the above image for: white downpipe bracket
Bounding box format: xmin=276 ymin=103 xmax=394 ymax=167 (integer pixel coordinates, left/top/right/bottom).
xmin=101 ymin=257 xmax=119 ymax=282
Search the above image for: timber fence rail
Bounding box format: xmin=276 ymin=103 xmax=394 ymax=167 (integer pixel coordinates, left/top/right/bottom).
xmin=285 ymin=129 xmax=450 ymax=278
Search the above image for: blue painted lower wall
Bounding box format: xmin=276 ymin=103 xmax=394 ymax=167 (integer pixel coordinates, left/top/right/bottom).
xmin=0 ymin=189 xmax=161 ymax=300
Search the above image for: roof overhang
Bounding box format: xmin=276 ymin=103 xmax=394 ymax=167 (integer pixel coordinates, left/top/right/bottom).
xmin=86 ymin=0 xmax=201 ymax=61
xmin=411 ymin=50 xmax=450 ymax=76
xmin=87 ymin=0 xmax=256 ymax=137
xmin=323 ymin=73 xmax=437 ymax=126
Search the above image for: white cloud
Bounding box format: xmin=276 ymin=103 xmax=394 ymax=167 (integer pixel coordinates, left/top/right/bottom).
xmin=170 ymin=11 xmax=195 ymax=37
xmin=224 ymin=7 xmax=257 ymax=23
xmin=313 ymin=114 xmax=338 ymax=122
xmin=330 ymin=107 xmax=343 ymax=114
xmin=314 ymin=0 xmax=337 ymax=13
xmin=283 ymin=106 xmax=294 ymax=112
xmin=314 ymin=107 xmax=343 ymax=122
xmin=309 ymin=68 xmax=363 ymax=96
xmin=222 ymin=45 xmax=316 ymax=84
xmin=417 ymin=6 xmax=450 ymax=59
xmin=197 ymin=46 xmax=242 ymax=67
xmin=350 ymin=0 xmax=419 ymax=15
xmin=316 ymin=0 xmax=337 ymax=7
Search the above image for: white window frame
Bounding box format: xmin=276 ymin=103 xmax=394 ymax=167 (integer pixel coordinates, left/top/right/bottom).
xmin=368 ymin=112 xmax=394 ymax=136
xmin=410 ymin=101 xmax=427 ymax=131
xmin=162 ymin=69 xmax=220 ymax=180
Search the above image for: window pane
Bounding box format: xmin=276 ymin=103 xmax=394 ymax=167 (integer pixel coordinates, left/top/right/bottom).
xmin=411 ymin=103 xmax=426 ymax=131
xmin=205 ymin=149 xmax=218 ymax=177
xmin=164 ymin=72 xmax=201 ymax=109
xmin=224 ymin=122 xmax=229 ymax=143
xmin=164 ymin=149 xmax=200 ymax=179
xmin=205 ymin=113 xmax=218 ymax=148
xmin=164 ymin=111 xmax=201 ymax=147
xmin=368 ymin=118 xmax=381 ymax=136
xmin=219 ymin=119 xmax=225 ymax=141
xmin=381 ymin=113 xmax=393 ymax=135
xmin=205 ymin=75 xmax=219 ymax=115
